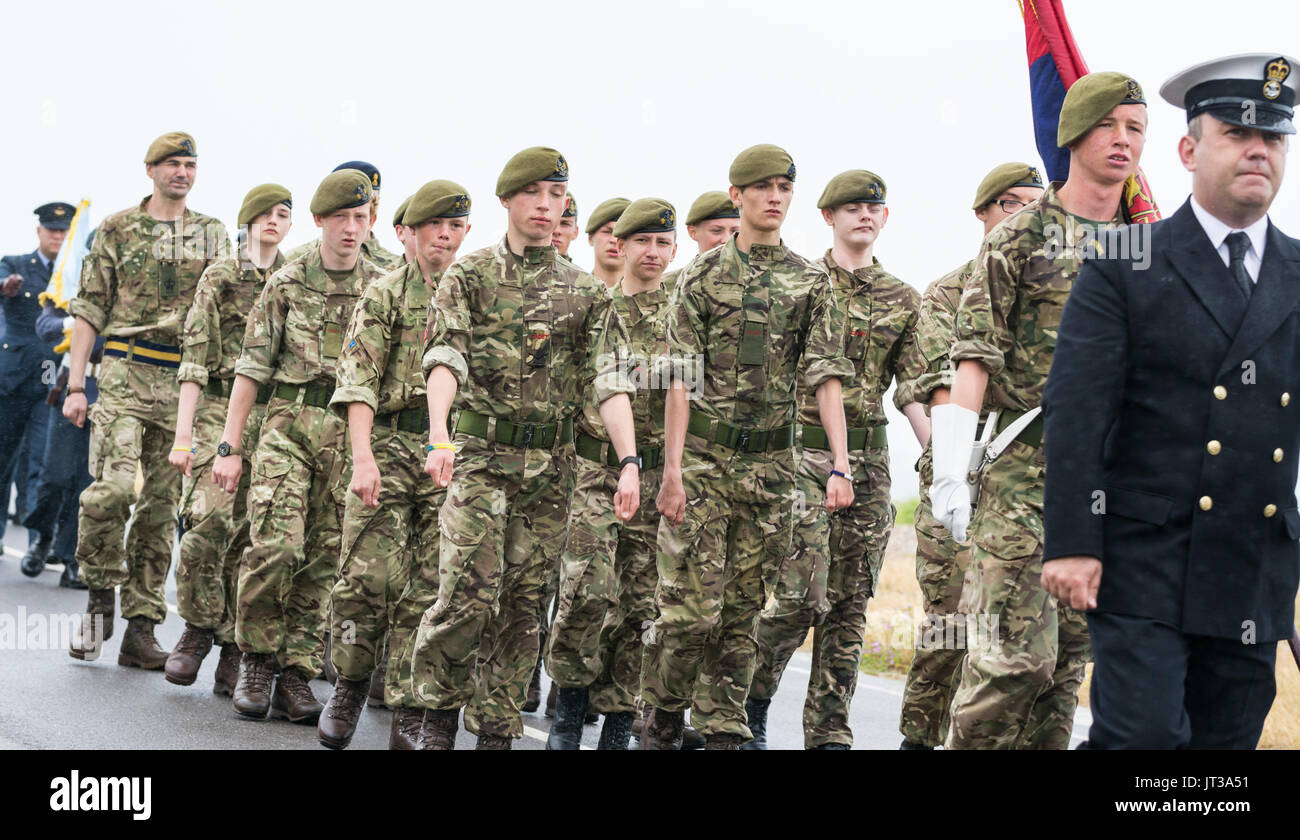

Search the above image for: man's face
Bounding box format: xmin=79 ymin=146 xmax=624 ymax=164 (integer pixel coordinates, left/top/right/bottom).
xmin=315 ymin=205 xmax=371 ymax=261
xmin=974 ymin=185 xmax=1045 ymax=235
xmin=502 ymin=181 xmax=567 ymax=245
xmin=36 ymin=225 xmax=67 ymax=259
xmin=1070 ymin=103 xmax=1146 ymax=187
xmin=589 ymin=222 xmax=622 ymax=273
xmin=414 ymin=216 xmax=471 ymax=274
xmin=146 ymin=156 xmax=197 ymax=200
xmin=1181 ymin=115 xmax=1288 ymax=218
xmin=249 ymin=203 xmax=292 ymax=248
xmin=687 ymin=218 xmax=740 ymax=253
xmin=822 ymin=202 xmax=889 ymax=249
xmin=730 ymin=176 xmax=793 ymax=233
xmin=621 ymin=231 xmax=676 ymax=283
xmin=552 ymin=215 xmax=580 ymax=254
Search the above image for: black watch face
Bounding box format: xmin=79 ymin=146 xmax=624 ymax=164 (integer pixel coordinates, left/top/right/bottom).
xmin=217 ymin=442 xmax=231 ymax=457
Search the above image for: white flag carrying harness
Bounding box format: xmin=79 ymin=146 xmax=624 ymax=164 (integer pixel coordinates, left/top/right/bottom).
xmin=966 ymin=406 xmax=1043 ymax=505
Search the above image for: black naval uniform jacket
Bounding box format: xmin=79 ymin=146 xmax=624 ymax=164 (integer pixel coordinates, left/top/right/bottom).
xmin=1043 ymin=199 xmax=1300 ymax=642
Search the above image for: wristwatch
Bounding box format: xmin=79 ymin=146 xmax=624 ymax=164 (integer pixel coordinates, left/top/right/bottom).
xmin=619 ymin=455 xmax=642 ymax=471
xmin=216 ymin=441 xmax=238 ymax=457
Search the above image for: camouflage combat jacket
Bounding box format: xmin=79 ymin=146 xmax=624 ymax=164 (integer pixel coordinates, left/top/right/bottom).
xmin=332 ymin=261 xmax=433 ymax=415
xmin=177 ymin=251 xmax=286 ymax=386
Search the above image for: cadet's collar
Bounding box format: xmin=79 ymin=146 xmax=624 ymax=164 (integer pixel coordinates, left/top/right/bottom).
xmin=823 ymin=249 xmax=879 ymax=287
xmin=498 ymin=235 xmax=555 ymax=266
xmin=727 ymin=232 xmax=785 ymax=267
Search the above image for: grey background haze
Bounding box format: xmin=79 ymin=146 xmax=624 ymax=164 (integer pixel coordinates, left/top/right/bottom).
xmin=4 ymin=0 xmax=1296 ymax=499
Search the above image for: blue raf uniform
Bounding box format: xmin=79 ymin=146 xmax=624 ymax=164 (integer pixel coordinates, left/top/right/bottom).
xmin=0 ymin=202 xmax=72 ymax=549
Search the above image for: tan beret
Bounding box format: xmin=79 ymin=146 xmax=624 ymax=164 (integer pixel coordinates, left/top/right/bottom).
xmin=613 ymin=198 xmax=676 ymax=238
xmin=729 ymin=144 xmax=796 ymax=188
xmin=1058 ymin=72 xmax=1146 ymax=147
xmin=496 ymin=146 xmax=569 ymax=198
xmin=971 ymin=163 xmax=1044 ymax=209
xmin=392 ymin=196 xmax=412 ymax=227
xmin=237 ymin=183 xmax=292 ymax=227
xmin=310 ymin=169 xmax=373 ymax=216
xmin=816 ymin=170 xmax=887 ymax=210
xmin=145 ymin=131 xmax=197 ymax=165
xmin=585 ymin=198 xmax=631 ymax=235
xmin=685 ymin=191 xmax=739 ymax=226
xmin=404 ymin=180 xmax=472 ymax=226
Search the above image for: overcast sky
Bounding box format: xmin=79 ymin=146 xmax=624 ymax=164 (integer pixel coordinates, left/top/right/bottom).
xmin=5 ymin=0 xmax=1297 ymax=498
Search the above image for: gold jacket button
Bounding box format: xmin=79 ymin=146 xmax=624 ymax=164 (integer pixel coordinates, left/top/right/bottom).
xmin=1207 ymin=440 xmax=1221 ymax=455
xmin=1199 ymin=496 xmax=1214 ymax=511
xmin=1283 ymin=392 xmax=1292 ymax=407
xmin=1274 ymin=448 xmax=1284 ymax=463
xmin=1213 ymin=385 xmax=1227 ymax=400
xmin=1264 ymin=504 xmax=1278 ymax=517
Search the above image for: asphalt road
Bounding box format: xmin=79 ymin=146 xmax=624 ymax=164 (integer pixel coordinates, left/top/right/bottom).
xmin=0 ymin=521 xmax=1088 ymax=750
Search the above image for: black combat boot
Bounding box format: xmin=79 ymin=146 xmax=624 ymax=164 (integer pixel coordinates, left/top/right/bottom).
xmin=20 ymin=537 xmax=51 ymax=577
xmin=58 ymin=556 xmax=87 ymax=589
xmin=545 ymin=685 xmax=589 ymax=750
xmin=164 ymin=623 xmax=214 ymax=685
xmin=232 ymin=652 xmax=275 ymax=719
xmin=597 ymin=711 xmax=634 ymax=750
xmin=900 ymin=739 xmax=933 ymax=750
xmin=318 ymin=676 xmax=368 ymax=749
xmin=740 ymin=697 xmax=770 ymax=751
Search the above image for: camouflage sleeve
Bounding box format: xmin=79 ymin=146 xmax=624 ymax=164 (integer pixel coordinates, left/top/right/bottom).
xmin=889 ymin=288 xmax=925 ymax=410
xmin=422 ymin=261 xmax=471 ymax=386
xmin=904 ymin=273 xmax=962 ymax=404
xmin=656 ymin=257 xmax=705 ymax=388
xmin=950 ymin=234 xmax=1024 ymax=376
xmin=205 ymin=220 xmax=232 ymax=269
xmin=331 ymin=276 xmax=394 ymax=413
xmin=233 ymin=273 xmax=287 ymax=385
xmin=801 ymin=269 xmax=854 ymax=391
xmin=586 ymin=288 xmax=635 ymax=406
xmin=177 ymin=263 xmax=224 ymax=386
xmin=67 ymin=218 xmax=115 ymax=332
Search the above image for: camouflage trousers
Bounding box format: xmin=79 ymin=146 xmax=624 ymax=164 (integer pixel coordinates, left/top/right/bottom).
xmin=545 ymin=456 xmax=661 ymax=713
xmin=330 ymin=424 xmax=444 ymax=708
xmin=411 ymin=436 xmax=571 ymax=738
xmin=534 ymin=439 xmax=575 ymax=679
xmin=235 ymin=397 xmax=349 ymax=676
xmin=899 ymin=444 xmax=973 ymax=747
xmin=749 ymin=443 xmax=893 ymax=748
xmin=640 ymin=440 xmax=795 ymax=738
xmin=77 ymin=356 xmax=180 ymax=622
xmin=175 ymin=398 xmax=265 ymax=644
xmin=945 ymin=440 xmax=1091 ymax=750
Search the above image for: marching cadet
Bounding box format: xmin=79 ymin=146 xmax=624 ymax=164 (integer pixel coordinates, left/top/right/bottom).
xmin=414 ymin=147 xmax=638 ymax=750
xmin=898 ymin=162 xmax=1044 ymax=750
xmin=585 ymin=197 xmax=630 ymax=288
xmin=3 ymin=203 xmax=70 ymax=570
xmin=318 ymin=179 xmax=472 ymax=750
xmin=289 ymin=161 xmax=401 ymax=270
xmin=65 ymin=132 xmax=230 ymax=665
xmin=745 ymin=170 xmax=929 ymax=750
xmin=212 ymin=169 xmax=385 ymax=725
xmin=164 ymin=184 xmax=293 ymax=694
xmin=545 ymin=198 xmax=676 ymax=750
xmin=640 ymin=144 xmax=855 ymax=749
xmin=1044 ymin=54 xmax=1299 ymax=748
xmin=931 ymin=72 xmax=1148 ymax=748
xmin=661 ymin=191 xmax=740 ymax=295
xmin=552 ymin=193 xmax=580 ymax=258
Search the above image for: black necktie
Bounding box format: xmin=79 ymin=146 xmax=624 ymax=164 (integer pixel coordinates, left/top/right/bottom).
xmin=1226 ymin=231 xmax=1253 ymax=301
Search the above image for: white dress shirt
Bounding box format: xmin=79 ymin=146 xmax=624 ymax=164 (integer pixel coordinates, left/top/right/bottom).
xmin=1189 ymin=196 xmax=1268 ymax=283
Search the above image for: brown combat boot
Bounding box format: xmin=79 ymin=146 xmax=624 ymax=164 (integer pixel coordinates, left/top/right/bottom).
xmin=212 ymin=643 xmax=241 ymax=697
xmin=419 ymin=708 xmax=459 ymax=750
xmin=164 ymin=623 xmax=214 ymax=685
xmin=318 ymin=676 xmax=368 ymax=749
xmin=705 ymin=733 xmax=744 ymax=750
xmin=69 ymin=588 xmax=114 ymax=661
xmin=232 ymin=652 xmax=274 ymax=719
xmin=118 ymin=617 xmax=169 ymax=670
xmin=475 ymin=734 xmax=511 ymax=750
xmin=640 ymin=707 xmax=685 ymax=750
xmin=389 ymin=707 xmax=424 ymax=750
xmin=368 ymin=661 xmax=388 ymax=709
xmin=272 ymin=667 xmax=324 ymax=724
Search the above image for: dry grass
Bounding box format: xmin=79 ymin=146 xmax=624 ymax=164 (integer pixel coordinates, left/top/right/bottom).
xmin=836 ymin=520 xmax=1300 ymax=749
